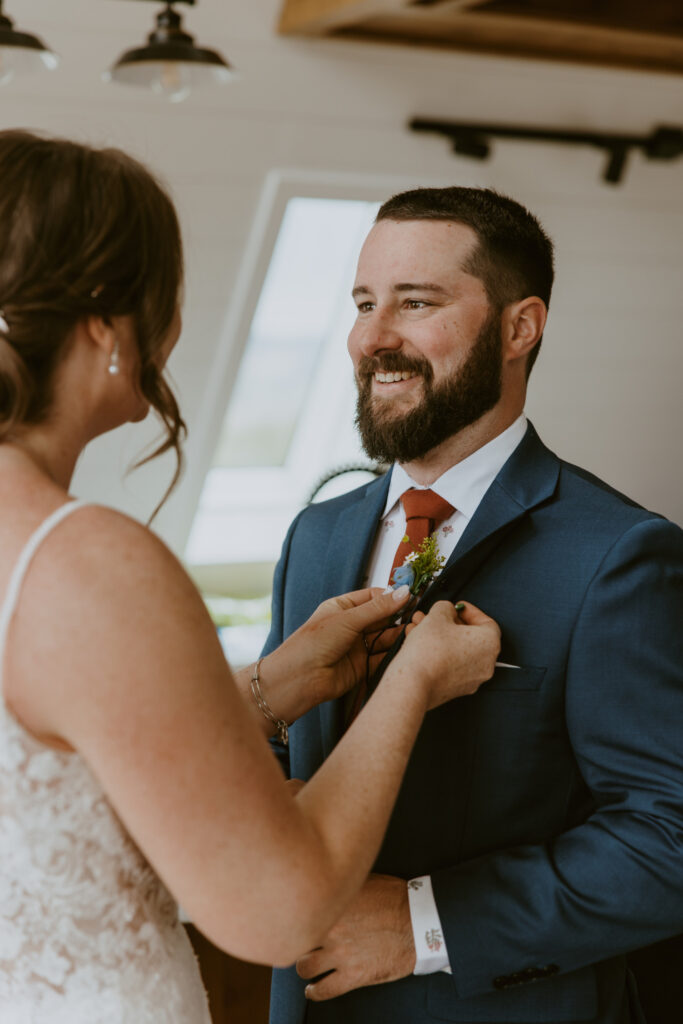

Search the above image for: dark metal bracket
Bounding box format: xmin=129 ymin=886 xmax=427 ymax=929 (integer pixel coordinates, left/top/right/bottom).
xmin=408 ymin=118 xmax=683 ymax=184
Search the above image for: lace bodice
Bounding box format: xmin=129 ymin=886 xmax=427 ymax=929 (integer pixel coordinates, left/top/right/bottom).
xmin=0 ymin=502 xmax=212 ymax=1023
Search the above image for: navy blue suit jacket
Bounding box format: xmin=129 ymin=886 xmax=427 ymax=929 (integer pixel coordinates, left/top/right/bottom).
xmin=264 ymin=424 xmax=683 ymax=1024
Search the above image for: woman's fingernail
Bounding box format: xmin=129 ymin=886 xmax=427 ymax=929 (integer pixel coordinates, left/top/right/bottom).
xmin=392 ymin=584 xmax=410 ymax=601
xmin=455 ymin=602 xmax=466 ymax=611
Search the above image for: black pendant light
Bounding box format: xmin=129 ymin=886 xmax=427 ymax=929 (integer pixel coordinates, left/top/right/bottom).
xmin=108 ymin=0 xmax=234 ymax=103
xmin=0 ymin=0 xmax=58 ymax=84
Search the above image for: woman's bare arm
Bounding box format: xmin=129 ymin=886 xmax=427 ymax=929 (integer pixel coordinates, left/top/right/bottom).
xmin=5 ymin=507 xmax=498 ymax=966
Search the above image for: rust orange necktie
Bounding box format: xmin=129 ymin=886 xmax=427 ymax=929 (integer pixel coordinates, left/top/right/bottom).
xmin=389 ymin=488 xmax=456 ymax=586
xmin=347 ymin=488 xmax=455 ymax=727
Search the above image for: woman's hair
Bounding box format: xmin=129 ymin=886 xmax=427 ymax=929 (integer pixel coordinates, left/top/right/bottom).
xmin=0 ymin=129 xmax=186 ymax=511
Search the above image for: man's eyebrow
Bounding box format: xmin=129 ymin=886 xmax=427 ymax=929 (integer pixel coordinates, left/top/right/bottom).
xmin=351 ymin=285 xmax=372 ymax=298
xmin=394 ymin=282 xmax=448 ymax=294
xmin=351 ymin=282 xmax=449 ymax=298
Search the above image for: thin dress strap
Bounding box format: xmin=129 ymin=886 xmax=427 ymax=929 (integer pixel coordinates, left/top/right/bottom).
xmin=0 ymin=500 xmax=91 ymax=688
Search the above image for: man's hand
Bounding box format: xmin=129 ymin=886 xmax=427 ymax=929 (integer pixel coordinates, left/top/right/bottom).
xmin=296 ymin=874 xmax=416 ymax=1001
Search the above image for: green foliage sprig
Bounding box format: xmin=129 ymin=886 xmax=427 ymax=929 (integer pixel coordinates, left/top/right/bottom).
xmin=402 ymin=534 xmax=446 ymax=595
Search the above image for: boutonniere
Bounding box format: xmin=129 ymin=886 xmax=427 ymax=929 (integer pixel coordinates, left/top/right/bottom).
xmin=390 ymin=535 xmax=446 ymax=622
xmin=392 ymin=534 xmax=446 ymax=596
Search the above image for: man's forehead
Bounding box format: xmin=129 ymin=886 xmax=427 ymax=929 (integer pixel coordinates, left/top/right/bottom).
xmin=355 ymin=218 xmax=478 ymax=283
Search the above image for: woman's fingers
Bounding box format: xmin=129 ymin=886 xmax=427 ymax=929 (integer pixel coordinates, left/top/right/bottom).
xmin=363 ymin=624 xmax=403 ymax=653
xmin=340 ymin=586 xmax=410 ymax=633
xmin=453 ymin=600 xmax=502 ymax=650
xmin=308 ymin=587 xmax=385 ymax=623
xmin=452 ymin=600 xmax=498 ymax=629
xmin=321 ymin=586 xmax=390 ymax=613
xmin=428 ymin=600 xmax=501 ymax=644
xmin=426 ymin=600 xmax=461 ymax=623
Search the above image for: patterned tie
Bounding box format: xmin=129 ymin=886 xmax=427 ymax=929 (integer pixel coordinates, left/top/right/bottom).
xmin=389 ymin=488 xmax=456 ymax=586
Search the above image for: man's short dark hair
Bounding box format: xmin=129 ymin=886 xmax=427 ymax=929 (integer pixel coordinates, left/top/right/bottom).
xmin=376 ymin=187 xmax=554 ymax=376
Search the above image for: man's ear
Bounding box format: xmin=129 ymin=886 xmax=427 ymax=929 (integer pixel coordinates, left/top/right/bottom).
xmin=502 ymin=297 xmax=547 ymax=364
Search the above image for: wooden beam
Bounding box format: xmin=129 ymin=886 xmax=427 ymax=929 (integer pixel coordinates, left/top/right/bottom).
xmin=278 ymin=0 xmax=683 ymax=73
xmin=341 ymin=10 xmax=683 ymax=73
xmin=278 ymin=0 xmax=488 ymax=35
xmin=278 ymin=0 xmax=384 ymax=35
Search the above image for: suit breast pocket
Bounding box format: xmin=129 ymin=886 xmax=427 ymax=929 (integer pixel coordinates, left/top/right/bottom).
xmin=481 ymin=664 xmax=547 ymax=692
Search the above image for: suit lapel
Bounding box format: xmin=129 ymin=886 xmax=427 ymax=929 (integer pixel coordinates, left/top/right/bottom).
xmin=318 ymin=472 xmax=391 ymax=757
xmin=421 ymin=422 xmax=559 ymax=607
xmin=318 ymin=473 xmax=391 ymax=598
xmin=369 ymin=424 xmax=561 ymax=688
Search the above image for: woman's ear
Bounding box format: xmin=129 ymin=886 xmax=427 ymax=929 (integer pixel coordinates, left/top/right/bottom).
xmin=502 ymin=297 xmax=547 ymax=365
xmin=85 ymin=315 xmax=116 ymax=360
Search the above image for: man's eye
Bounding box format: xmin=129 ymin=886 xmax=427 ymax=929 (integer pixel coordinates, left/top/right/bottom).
xmin=356 ymin=301 xmax=375 ymax=313
xmin=405 ymin=300 xmax=429 ymax=309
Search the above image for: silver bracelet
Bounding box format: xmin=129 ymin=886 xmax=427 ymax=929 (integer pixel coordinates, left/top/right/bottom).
xmin=250 ymin=657 xmax=289 ymax=746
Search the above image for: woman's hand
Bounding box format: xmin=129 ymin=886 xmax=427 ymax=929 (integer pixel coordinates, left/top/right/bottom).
xmin=260 ymin=586 xmax=411 ymax=719
xmin=399 ymin=600 xmax=500 ymax=710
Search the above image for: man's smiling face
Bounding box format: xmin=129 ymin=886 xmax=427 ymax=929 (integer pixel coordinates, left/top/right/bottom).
xmin=348 ymin=218 xmax=504 ymax=464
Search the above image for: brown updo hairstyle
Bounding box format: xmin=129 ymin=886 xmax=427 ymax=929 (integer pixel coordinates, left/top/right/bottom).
xmin=0 ymin=129 xmax=186 ymax=513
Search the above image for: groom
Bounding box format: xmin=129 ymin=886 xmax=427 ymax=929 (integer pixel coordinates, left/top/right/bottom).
xmin=263 ymin=187 xmax=683 ymax=1024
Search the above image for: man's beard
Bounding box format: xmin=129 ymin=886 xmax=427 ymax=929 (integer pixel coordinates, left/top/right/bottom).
xmin=354 ymin=311 xmax=503 ymax=464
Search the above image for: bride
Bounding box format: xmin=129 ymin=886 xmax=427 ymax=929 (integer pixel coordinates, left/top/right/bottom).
xmin=0 ymin=130 xmax=500 ymax=1022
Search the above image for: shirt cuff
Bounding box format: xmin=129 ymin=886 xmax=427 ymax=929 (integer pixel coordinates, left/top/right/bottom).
xmin=407 ymin=876 xmax=452 ymax=975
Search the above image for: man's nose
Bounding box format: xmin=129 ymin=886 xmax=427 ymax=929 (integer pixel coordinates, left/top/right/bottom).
xmin=352 ymin=310 xmax=403 ymax=358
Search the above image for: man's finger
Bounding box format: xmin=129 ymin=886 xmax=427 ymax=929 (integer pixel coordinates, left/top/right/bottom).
xmin=305 ymin=971 xmax=352 ymax=1001
xmin=296 ymin=949 xmax=330 ymax=980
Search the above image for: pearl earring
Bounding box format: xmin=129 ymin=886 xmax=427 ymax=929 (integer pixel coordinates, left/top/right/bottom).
xmin=108 ymin=341 xmax=120 ymax=376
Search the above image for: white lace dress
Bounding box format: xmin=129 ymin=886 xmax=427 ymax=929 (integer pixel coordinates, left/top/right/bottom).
xmin=0 ymin=501 xmax=213 ymax=1023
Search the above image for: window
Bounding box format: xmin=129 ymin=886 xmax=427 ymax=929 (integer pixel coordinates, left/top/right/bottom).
xmin=186 ymin=192 xmax=381 ymax=577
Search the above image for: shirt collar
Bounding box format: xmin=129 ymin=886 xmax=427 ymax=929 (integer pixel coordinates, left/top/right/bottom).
xmin=382 ymin=414 xmax=528 ymax=521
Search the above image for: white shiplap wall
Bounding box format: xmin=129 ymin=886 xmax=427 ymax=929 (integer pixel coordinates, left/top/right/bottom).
xmin=1 ymin=0 xmax=681 ymax=559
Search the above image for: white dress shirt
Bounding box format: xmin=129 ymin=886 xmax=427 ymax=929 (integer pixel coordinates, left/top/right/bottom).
xmin=363 ymin=414 xmax=528 ymax=975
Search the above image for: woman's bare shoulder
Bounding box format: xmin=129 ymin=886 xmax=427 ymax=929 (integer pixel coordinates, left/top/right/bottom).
xmin=6 ymin=501 xmax=217 ymax=743
xmin=52 ymin=503 xmax=191 ymax=596
xmin=10 ymin=501 xmax=204 ymax=685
